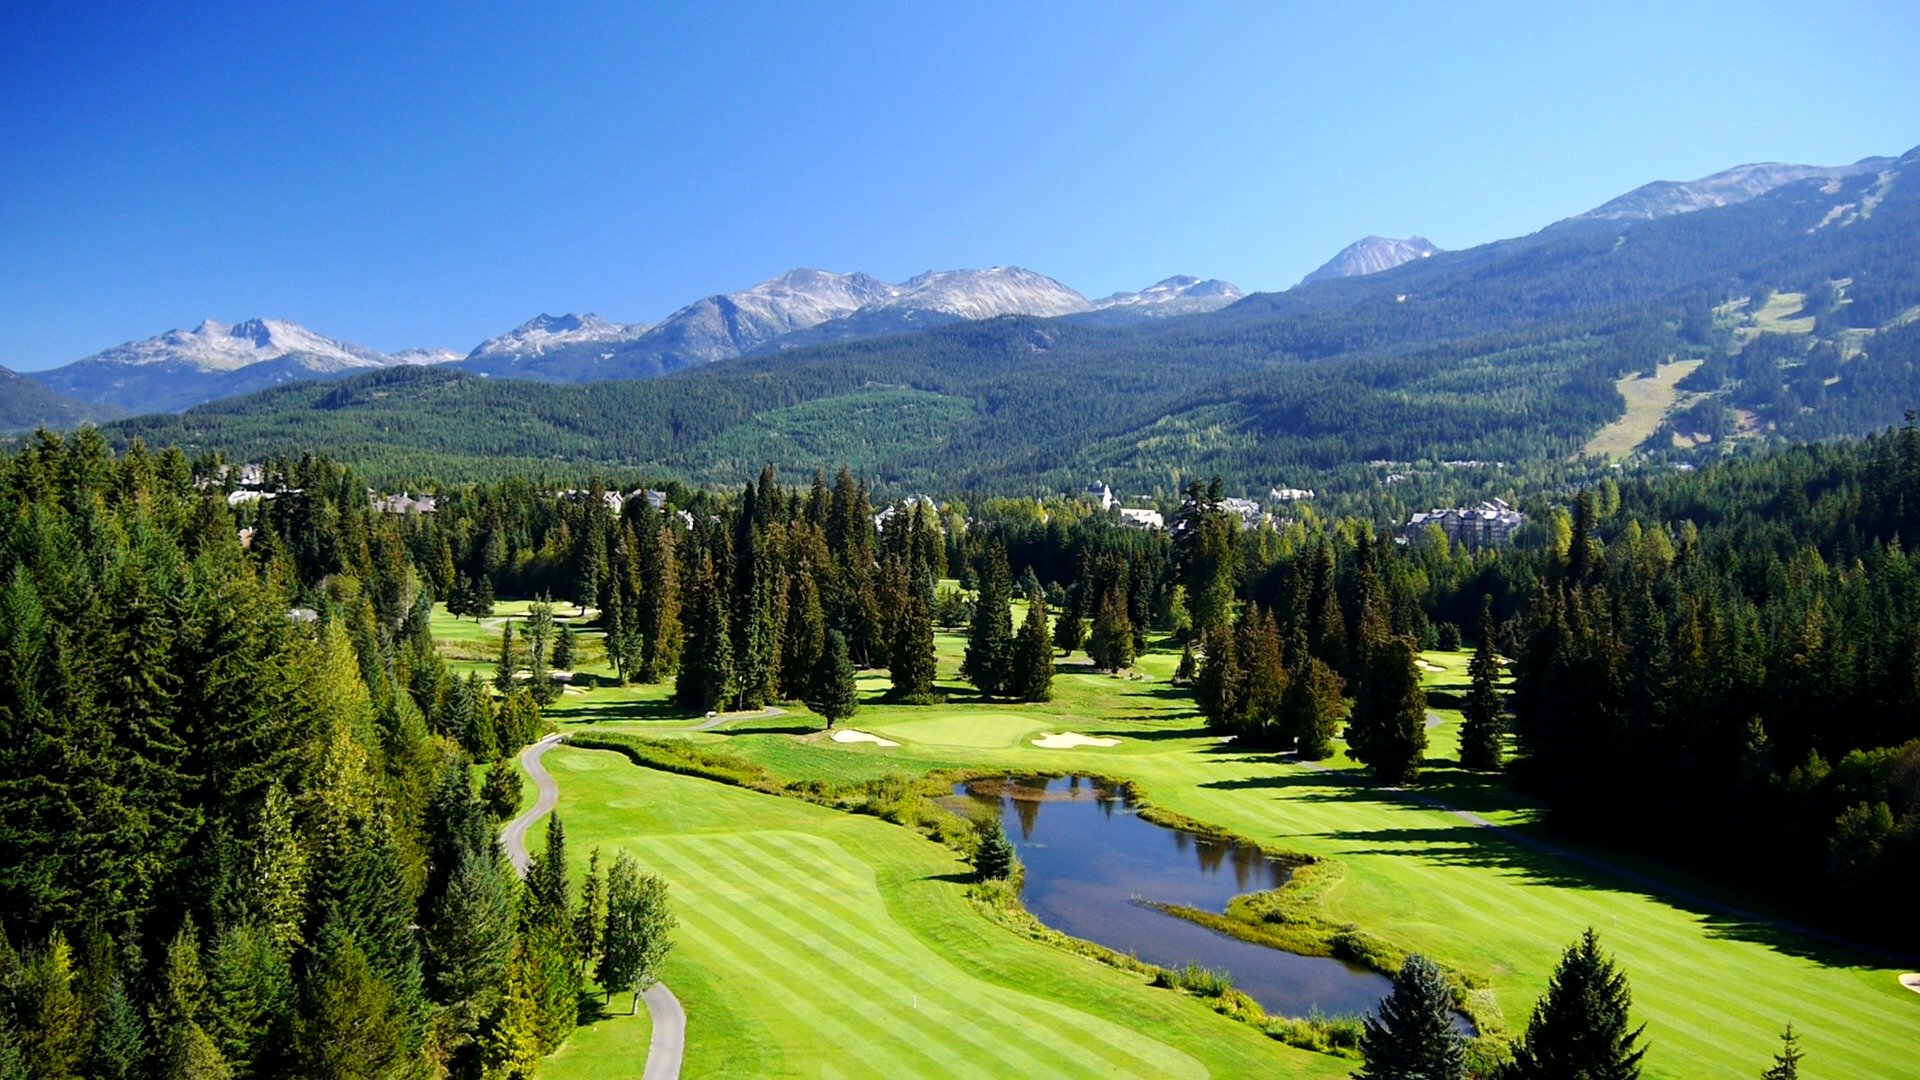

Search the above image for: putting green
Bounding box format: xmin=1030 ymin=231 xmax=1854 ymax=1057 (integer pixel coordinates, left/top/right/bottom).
xmin=864 ymin=712 xmax=1049 ymax=749
xmin=536 ymin=746 xmax=1346 ymax=1078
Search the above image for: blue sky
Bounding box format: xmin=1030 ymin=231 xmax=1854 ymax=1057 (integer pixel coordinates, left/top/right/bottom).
xmin=3 ymin=1 xmax=1917 ymax=370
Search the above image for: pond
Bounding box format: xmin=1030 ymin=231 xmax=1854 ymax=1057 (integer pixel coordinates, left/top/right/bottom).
xmin=948 ymin=774 xmax=1396 ymax=1020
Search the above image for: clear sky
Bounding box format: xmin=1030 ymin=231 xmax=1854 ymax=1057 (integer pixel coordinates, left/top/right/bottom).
xmin=3 ymin=1 xmax=1917 ymax=370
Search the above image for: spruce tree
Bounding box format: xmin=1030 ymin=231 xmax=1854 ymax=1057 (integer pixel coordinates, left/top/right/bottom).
xmin=1507 ymin=928 xmax=1648 ymax=1080
xmin=293 ymin=922 xmax=407 ymax=1080
xmin=1089 ymin=587 xmax=1137 ymax=672
xmin=889 ymin=589 xmax=938 ymax=702
xmin=805 ymin=630 xmax=860 ymax=729
xmin=574 ymin=848 xmax=605 ymax=973
xmin=493 ymin=621 xmax=517 ymax=694
xmin=638 ymin=524 xmax=683 ymax=682
xmin=481 ymin=757 xmax=522 ymax=821
xmin=423 ymin=848 xmax=514 ymax=1054
xmin=973 ymin=819 xmax=1016 ymax=881
xmin=1282 ymin=654 xmax=1345 ymax=761
xmin=551 ymin=625 xmax=576 ymax=671
xmin=1009 ymin=597 xmax=1055 ymax=703
xmin=1761 ymin=1022 xmax=1803 ymax=1080
xmin=1460 ymin=597 xmax=1506 ymax=770
xmin=675 ymin=555 xmax=735 ymax=714
xmin=1173 ymin=644 xmax=1198 ymax=685
xmin=471 ymin=575 xmax=496 ymax=620
xmin=1055 ymin=608 xmax=1086 ymax=656
xmin=1348 ymin=637 xmax=1429 ymax=783
xmin=206 ymin=921 xmax=293 ymax=1078
xmin=962 ymin=544 xmax=1015 ymax=697
xmin=1358 ymin=954 xmax=1466 ymax=1080
xmin=1192 ymin=622 xmax=1243 ymax=733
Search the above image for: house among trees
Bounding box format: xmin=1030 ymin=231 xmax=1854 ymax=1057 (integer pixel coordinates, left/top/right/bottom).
xmin=370 ymin=490 xmax=438 ymax=514
xmin=1118 ymin=507 xmax=1164 ymax=530
xmin=1401 ymin=498 xmax=1525 ymax=548
xmin=1269 ymin=486 xmax=1316 ymax=502
xmin=1220 ymin=496 xmax=1264 ymax=528
xmin=874 ymin=495 xmax=937 ymax=530
xmin=1083 ymin=481 xmax=1116 ymax=510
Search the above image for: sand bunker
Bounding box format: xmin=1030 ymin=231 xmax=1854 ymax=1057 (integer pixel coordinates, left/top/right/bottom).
xmin=1415 ymin=659 xmax=1446 ymax=672
xmin=1031 ymin=731 xmax=1120 ymax=749
xmin=830 ymin=729 xmax=899 ymax=747
xmin=1902 ymin=973 xmax=1920 ymax=996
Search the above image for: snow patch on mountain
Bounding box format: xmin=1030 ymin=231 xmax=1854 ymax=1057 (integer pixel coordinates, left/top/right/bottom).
xmin=77 ymin=318 xmax=391 ymax=373
xmin=1093 ymin=275 xmax=1244 ymax=315
xmin=466 ymin=313 xmax=651 ymax=361
xmin=1570 ymin=156 xmax=1895 ymax=224
xmin=1299 ymin=237 xmax=1440 ymax=286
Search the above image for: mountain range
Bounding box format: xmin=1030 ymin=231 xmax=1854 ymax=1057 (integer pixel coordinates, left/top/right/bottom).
xmin=91 ymin=142 xmax=1920 ymax=494
xmin=12 ymin=268 xmax=1246 ymax=413
xmin=7 ymin=145 xmax=1915 ymax=460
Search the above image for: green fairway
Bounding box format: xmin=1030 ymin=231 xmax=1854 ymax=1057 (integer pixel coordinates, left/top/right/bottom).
xmin=532 ymin=745 xmax=1348 ymax=1078
xmin=442 ymin=604 xmax=1920 ymax=1078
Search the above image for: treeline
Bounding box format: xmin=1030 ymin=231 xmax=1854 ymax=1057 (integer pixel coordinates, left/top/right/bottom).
xmin=0 ymin=432 xmax=669 ymax=1077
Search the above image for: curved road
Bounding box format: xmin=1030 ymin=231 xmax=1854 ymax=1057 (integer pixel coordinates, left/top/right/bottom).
xmin=501 ymin=733 xmax=686 ymax=1078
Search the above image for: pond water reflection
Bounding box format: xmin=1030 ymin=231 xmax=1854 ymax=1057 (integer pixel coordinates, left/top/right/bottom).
xmin=949 ymin=774 xmax=1395 ymax=1019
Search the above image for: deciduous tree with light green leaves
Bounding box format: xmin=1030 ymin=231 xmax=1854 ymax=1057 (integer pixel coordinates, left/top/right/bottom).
xmin=599 ymin=852 xmax=676 ymax=1015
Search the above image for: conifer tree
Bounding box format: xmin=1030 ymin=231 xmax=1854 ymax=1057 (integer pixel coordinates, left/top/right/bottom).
xmin=973 ymin=820 xmax=1016 ymax=881
xmin=481 ymin=949 xmax=542 ymax=1079
xmin=1192 ymin=622 xmax=1244 ymax=733
xmin=424 ymin=848 xmax=515 ymax=1056
xmin=294 ymin=921 xmax=407 ymax=1080
xmin=1238 ymin=607 xmax=1288 ymax=744
xmin=1348 ymin=637 xmax=1428 ymax=783
xmin=89 ymin=976 xmax=145 ymax=1080
xmin=18 ymin=933 xmax=87 ymax=1079
xmin=574 ymin=848 xmax=605 ymax=973
xmin=889 ymin=589 xmax=938 ymax=702
xmin=494 ymin=621 xmax=517 ymax=694
xmin=638 ymin=524 xmax=683 ymax=682
xmin=805 ymin=631 xmax=860 ymax=729
xmin=1358 ymin=954 xmax=1466 ymax=1080
xmin=1089 ymin=586 xmax=1137 ymax=672
xmin=1506 ymin=928 xmax=1648 ymax=1080
xmin=1460 ymin=597 xmax=1506 ymax=770
xmin=1009 ymin=597 xmax=1055 ymax=702
xmin=206 ymin=921 xmax=293 ymax=1078
xmin=781 ymin=572 xmax=827 ymax=699
xmin=1761 ymin=1022 xmax=1803 ymax=1080
xmin=600 ymin=853 xmax=676 ymax=1015
xmin=447 ymin=574 xmax=472 ymax=620
xmin=962 ymin=544 xmax=1015 ymax=697
xmin=1173 ymin=644 xmax=1198 ymax=685
xmin=551 ymin=625 xmax=576 ymax=671
xmin=1055 ymin=608 xmax=1086 ymax=656
xmin=676 ymin=554 xmax=736 ymax=713
xmin=471 ymin=575 xmax=495 ymax=620
xmin=1282 ymin=654 xmax=1345 ymax=761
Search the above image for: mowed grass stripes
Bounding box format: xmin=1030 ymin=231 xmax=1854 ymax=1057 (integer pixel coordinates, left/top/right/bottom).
xmin=536 ymin=747 xmax=1349 ymax=1079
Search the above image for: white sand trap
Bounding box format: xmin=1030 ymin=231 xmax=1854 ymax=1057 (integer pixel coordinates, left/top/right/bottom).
xmin=1031 ymin=731 xmax=1120 ymax=749
xmin=1901 ymin=973 xmax=1920 ymax=995
xmin=830 ymin=729 xmax=899 ymax=747
xmin=1416 ymin=659 xmax=1446 ymax=672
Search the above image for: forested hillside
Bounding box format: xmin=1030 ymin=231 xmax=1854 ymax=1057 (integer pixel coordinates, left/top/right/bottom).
xmin=86 ymin=146 xmax=1920 ymax=494
xmin=0 ymin=433 xmax=631 ymax=1076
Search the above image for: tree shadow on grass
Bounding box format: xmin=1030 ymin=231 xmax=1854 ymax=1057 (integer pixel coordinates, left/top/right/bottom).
xmin=1201 ymin=762 xmax=1916 ymax=968
xmin=550 ymin=697 xmax=690 ymax=725
xmin=718 ymin=722 xmax=818 ymax=738
xmin=919 ymin=871 xmax=978 ymax=886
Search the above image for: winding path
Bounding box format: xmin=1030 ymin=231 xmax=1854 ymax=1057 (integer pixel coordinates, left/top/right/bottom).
xmin=688 ymin=704 xmax=786 ymax=732
xmin=500 ymin=733 xmax=687 ymax=1078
